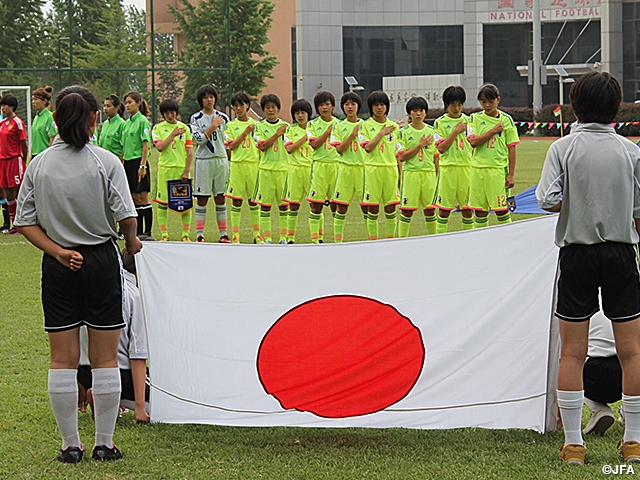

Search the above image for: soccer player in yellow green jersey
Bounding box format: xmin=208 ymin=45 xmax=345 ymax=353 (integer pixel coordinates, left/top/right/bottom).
xmin=224 ymin=92 xmax=262 ymax=244
xmin=332 ymin=92 xmax=367 ymax=243
xmin=361 ymin=91 xmax=400 ymax=240
xmin=396 ymin=97 xmax=439 ymax=237
xmin=433 ymin=86 xmax=474 ymax=233
xmin=467 ymin=83 xmax=519 ymax=228
xmin=283 ymin=99 xmax=313 ymax=243
xmin=152 ymin=99 xmax=194 ymax=241
xmin=253 ymin=94 xmax=289 ymax=244
xmin=307 ymin=91 xmax=340 ymax=243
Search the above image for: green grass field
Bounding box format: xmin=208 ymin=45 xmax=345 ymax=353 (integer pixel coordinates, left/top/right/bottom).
xmin=0 ymin=139 xmax=628 ymax=479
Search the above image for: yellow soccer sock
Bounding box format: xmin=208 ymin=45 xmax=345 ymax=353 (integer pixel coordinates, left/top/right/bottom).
xmin=288 ymin=210 xmax=299 ymax=242
xmin=385 ymin=212 xmax=397 ymax=238
xmin=279 ymin=210 xmax=288 ymax=242
xmin=435 ymin=214 xmax=449 ymax=234
xmin=474 ymin=215 xmax=489 ymax=228
xmin=260 ymin=211 xmax=272 ymax=242
xmin=367 ymin=213 xmax=379 ymax=240
xmin=462 ymin=216 xmax=474 ymax=230
xmin=497 ymin=212 xmax=512 ymax=224
xmin=398 ymin=214 xmax=411 ymax=237
xmin=424 ymin=214 xmax=437 ymax=234
xmin=181 ymin=210 xmax=192 ymax=237
xmin=333 ymin=213 xmax=346 ymax=243
xmin=250 ymin=205 xmax=261 ymax=238
xmin=309 ymin=213 xmax=322 ymax=243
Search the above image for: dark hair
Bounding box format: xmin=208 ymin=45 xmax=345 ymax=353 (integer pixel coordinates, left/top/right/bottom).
xmin=55 ymin=86 xmax=99 ymax=150
xmin=159 ymin=98 xmax=180 ymax=116
xmin=196 ymin=85 xmax=218 ymax=109
xmin=124 ymin=91 xmax=150 ymax=117
xmin=291 ymin=98 xmax=312 ymax=121
xmin=340 ymin=92 xmax=362 ymax=113
xmin=260 ymin=93 xmax=281 ymax=111
xmin=313 ymin=91 xmax=336 ymax=112
xmin=33 ymin=86 xmax=53 ymax=106
xmin=406 ymin=96 xmax=428 ymax=115
xmin=570 ymin=71 xmax=621 ymax=124
xmin=231 ymin=91 xmax=251 ymax=107
xmin=367 ymin=91 xmax=390 ymax=116
xmin=477 ymin=83 xmax=500 ymax=101
xmin=0 ymin=94 xmax=18 ymax=110
xmin=105 ymin=94 xmax=125 ymax=117
xmin=121 ymin=234 xmax=155 ymax=274
xmin=443 ymin=86 xmax=466 ymax=107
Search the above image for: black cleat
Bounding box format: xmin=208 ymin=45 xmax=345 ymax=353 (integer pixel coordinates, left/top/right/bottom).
xmin=57 ymin=446 xmax=84 ymax=464
xmin=92 ymin=444 xmax=123 ymax=461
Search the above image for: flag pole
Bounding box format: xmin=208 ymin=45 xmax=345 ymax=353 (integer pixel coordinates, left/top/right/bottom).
xmin=560 ymin=110 xmax=564 ymax=137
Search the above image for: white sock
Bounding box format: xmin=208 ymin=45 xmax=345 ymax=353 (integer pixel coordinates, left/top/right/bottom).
xmin=584 ymin=397 xmax=610 ymax=414
xmin=48 ymin=369 xmax=81 ymax=449
xmin=557 ymin=389 xmax=584 ymax=446
xmin=623 ymin=394 xmax=640 ymax=443
xmin=92 ymin=368 xmax=121 ymax=447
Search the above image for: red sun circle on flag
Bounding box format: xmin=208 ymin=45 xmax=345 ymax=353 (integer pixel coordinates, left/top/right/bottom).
xmin=257 ymin=295 xmax=425 ymax=418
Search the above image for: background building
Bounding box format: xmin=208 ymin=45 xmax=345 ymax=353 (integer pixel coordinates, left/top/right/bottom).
xmin=153 ymin=0 xmax=640 ymax=120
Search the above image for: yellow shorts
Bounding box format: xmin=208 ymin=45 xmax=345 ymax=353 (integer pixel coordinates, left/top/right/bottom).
xmin=361 ymin=165 xmax=400 ymax=207
xmin=399 ymin=170 xmax=438 ymax=211
xmin=468 ymin=167 xmax=509 ymax=212
xmin=225 ymin=162 xmax=259 ymax=200
xmin=436 ymin=165 xmax=470 ymax=210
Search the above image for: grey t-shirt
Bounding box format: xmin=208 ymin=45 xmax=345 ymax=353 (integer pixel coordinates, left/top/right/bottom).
xmin=536 ymin=123 xmax=640 ymax=248
xmin=15 ymin=138 xmax=136 ymax=247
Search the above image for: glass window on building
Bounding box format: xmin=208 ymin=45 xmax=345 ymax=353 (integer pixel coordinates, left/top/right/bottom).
xmin=623 ymin=3 xmax=640 ymax=102
xmin=343 ymin=25 xmax=463 ymax=101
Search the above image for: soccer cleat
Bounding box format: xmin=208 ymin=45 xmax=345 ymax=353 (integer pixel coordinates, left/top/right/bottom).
xmin=219 ymin=235 xmax=231 ymax=243
xmin=265 ymin=240 xmax=273 ymax=244
xmin=584 ymin=408 xmax=614 ymax=436
xmin=253 ymin=235 xmax=265 ymax=244
xmin=279 ymin=239 xmax=287 ymax=244
xmin=0 ymin=227 xmax=8 ymax=234
xmin=318 ymin=239 xmax=324 ymax=243
xmin=181 ymin=235 xmax=191 ymax=242
xmin=160 ymin=236 xmax=169 ymax=242
xmin=197 ymin=235 xmax=205 ymax=243
xmin=288 ymin=241 xmax=295 ymax=244
xmin=92 ymin=444 xmax=123 ymax=461
xmin=4 ymin=227 xmax=19 ymax=235
xmin=231 ymin=233 xmax=240 ymax=244
xmin=559 ymin=443 xmax=586 ymax=465
xmin=618 ymin=440 xmax=640 ymax=463
xmin=57 ymin=446 xmax=84 ymax=464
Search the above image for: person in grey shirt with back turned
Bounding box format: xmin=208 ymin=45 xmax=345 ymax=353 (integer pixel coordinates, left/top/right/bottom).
xmin=536 ymin=71 xmax=640 ymax=466
xmin=15 ymin=86 xmax=142 ymax=464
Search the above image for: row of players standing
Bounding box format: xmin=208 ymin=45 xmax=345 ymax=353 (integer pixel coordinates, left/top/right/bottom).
xmin=215 ymin=82 xmax=520 ymax=244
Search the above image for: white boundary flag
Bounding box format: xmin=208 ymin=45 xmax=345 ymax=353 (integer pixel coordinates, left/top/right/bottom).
xmin=137 ymin=215 xmax=560 ymax=432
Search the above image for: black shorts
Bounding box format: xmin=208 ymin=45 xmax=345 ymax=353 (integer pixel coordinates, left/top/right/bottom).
xmin=583 ymin=355 xmax=622 ymax=404
xmin=77 ymin=365 xmax=150 ymax=403
xmin=124 ymin=158 xmax=151 ymax=194
xmin=41 ymin=240 xmax=125 ymax=332
xmin=555 ymin=242 xmax=640 ymax=322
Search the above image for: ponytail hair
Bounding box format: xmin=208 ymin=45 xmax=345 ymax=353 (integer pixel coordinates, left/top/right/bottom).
xmin=124 ymin=91 xmax=150 ymax=117
xmin=106 ymin=94 xmax=125 ymax=117
xmin=55 ymin=86 xmax=99 ymax=149
xmin=33 ymin=86 xmax=53 ymax=107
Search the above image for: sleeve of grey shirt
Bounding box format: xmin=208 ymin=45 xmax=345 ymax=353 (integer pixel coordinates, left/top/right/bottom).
xmin=14 ymin=160 xmax=38 ymax=227
xmin=632 ymin=145 xmax=640 ymax=219
xmin=536 ymin=142 xmax=564 ymax=210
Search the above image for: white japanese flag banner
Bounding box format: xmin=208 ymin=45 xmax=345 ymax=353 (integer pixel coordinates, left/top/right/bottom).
xmin=136 ymin=215 xmax=560 ymax=432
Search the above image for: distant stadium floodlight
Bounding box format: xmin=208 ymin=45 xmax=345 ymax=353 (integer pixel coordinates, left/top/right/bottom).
xmin=344 ymin=76 xmax=365 ymax=92
xmin=554 ymin=66 xmax=569 ymax=77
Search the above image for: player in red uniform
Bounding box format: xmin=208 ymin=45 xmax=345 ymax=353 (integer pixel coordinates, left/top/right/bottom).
xmin=0 ymin=94 xmax=28 ymax=234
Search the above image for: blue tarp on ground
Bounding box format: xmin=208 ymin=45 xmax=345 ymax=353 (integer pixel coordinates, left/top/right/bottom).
xmin=513 ymin=185 xmax=549 ymax=215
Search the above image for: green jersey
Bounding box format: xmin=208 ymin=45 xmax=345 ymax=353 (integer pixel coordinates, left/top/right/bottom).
xmin=361 ymin=117 xmax=400 ymax=167
xmin=98 ymin=115 xmax=125 ymax=157
xmin=468 ymin=111 xmax=519 ymax=169
xmin=224 ymin=118 xmax=259 ymax=163
xmin=333 ymin=119 xmax=365 ymax=166
xmin=308 ymin=116 xmax=340 ymax=163
xmin=122 ymin=111 xmax=151 ymax=161
xmin=254 ymin=119 xmax=289 ymax=171
xmin=432 ymin=113 xmax=472 ymax=167
xmin=284 ymin=124 xmax=312 ymax=167
xmin=31 ymin=108 xmax=57 ymax=156
xmin=397 ymin=124 xmax=438 ymax=172
xmin=152 ymin=120 xmax=193 ymax=168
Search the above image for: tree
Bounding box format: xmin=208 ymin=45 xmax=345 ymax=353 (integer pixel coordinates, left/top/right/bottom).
xmin=170 ymin=0 xmax=278 ymax=117
xmin=44 ymin=0 xmax=148 ymax=97
xmin=154 ymin=32 xmax=183 ymax=111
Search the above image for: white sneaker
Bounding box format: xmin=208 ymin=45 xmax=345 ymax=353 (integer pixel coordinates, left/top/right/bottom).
xmin=584 ymin=407 xmax=615 ymax=435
